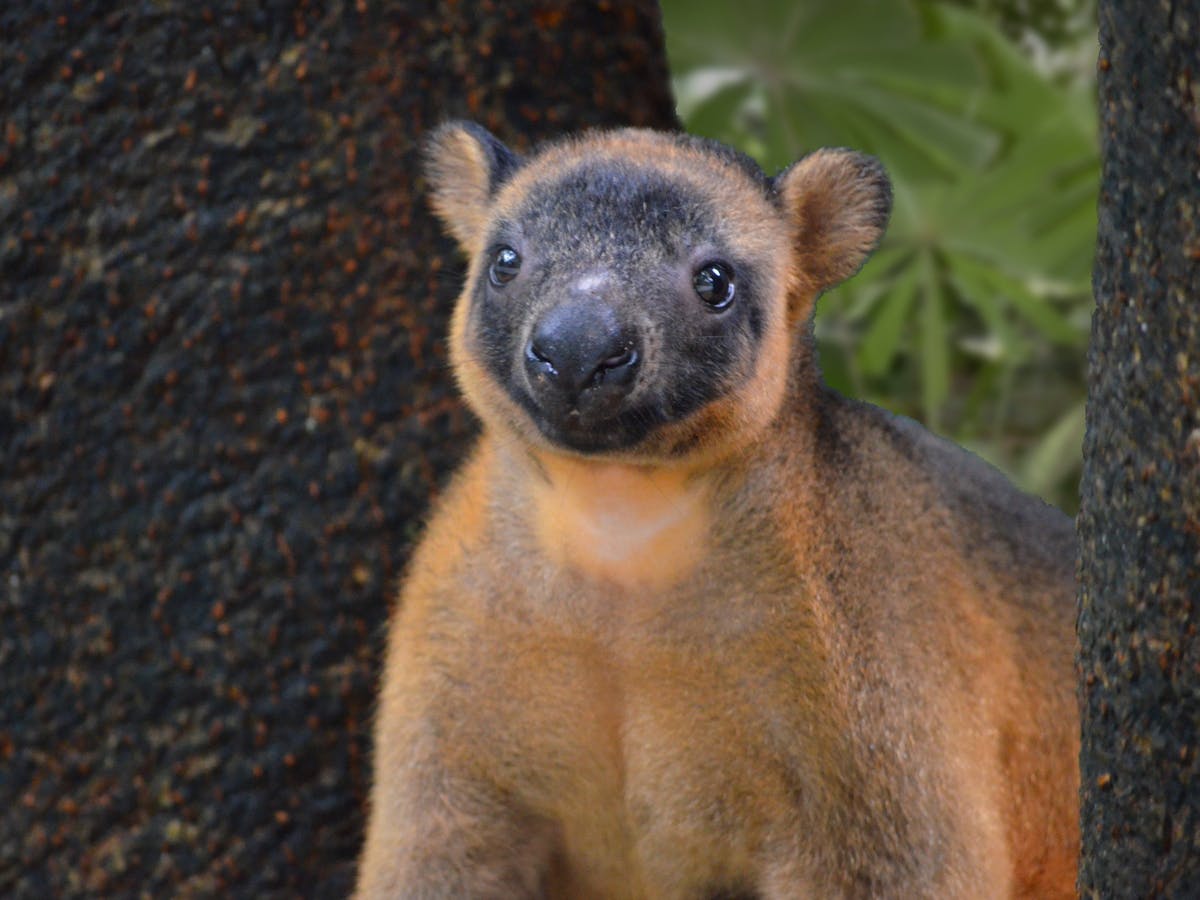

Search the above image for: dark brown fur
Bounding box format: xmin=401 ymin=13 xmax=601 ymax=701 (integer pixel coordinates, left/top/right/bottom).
xmin=356 ymin=124 xmax=1079 ymax=898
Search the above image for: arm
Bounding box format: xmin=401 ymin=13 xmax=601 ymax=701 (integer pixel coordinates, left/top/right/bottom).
xmin=355 ymin=593 xmax=559 ymax=899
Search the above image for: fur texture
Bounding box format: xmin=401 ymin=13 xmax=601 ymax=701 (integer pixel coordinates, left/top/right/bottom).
xmin=356 ymin=123 xmax=1079 ymax=899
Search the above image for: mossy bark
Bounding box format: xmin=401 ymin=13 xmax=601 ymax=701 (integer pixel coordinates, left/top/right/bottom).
xmin=0 ymin=3 xmax=676 ymax=896
xmin=1078 ymin=1 xmax=1200 ymax=895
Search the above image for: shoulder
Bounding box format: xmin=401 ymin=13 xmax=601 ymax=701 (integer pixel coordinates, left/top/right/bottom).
xmin=813 ymin=388 xmax=1075 ymax=565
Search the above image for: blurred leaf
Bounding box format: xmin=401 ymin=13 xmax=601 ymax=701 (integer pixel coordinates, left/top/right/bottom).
xmin=1018 ymin=400 xmax=1086 ymax=497
xmin=666 ymin=0 xmax=989 ymax=175
xmin=949 ymin=254 xmax=1083 ymax=346
xmin=662 ymin=0 xmax=1097 ymax=509
xmin=946 ymin=259 xmax=1023 ymax=363
xmin=918 ymin=250 xmax=950 ymax=426
xmin=859 ymin=259 xmax=919 ymax=376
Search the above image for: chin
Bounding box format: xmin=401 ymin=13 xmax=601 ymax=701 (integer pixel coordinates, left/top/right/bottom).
xmin=508 ymin=391 xmax=657 ymax=456
xmin=532 ymin=416 xmax=647 ymax=456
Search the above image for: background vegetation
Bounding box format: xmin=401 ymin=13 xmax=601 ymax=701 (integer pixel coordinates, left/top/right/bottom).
xmin=661 ymin=0 xmax=1098 ymax=512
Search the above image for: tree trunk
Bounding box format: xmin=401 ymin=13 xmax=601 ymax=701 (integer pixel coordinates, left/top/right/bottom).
xmin=0 ymin=3 xmax=676 ymax=896
xmin=1078 ymin=1 xmax=1200 ymax=895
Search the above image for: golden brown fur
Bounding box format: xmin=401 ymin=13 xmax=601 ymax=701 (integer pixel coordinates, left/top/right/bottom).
xmin=356 ymin=124 xmax=1079 ymax=898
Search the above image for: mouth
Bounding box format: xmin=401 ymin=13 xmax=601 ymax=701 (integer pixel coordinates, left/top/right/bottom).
xmin=517 ymin=393 xmax=661 ymax=454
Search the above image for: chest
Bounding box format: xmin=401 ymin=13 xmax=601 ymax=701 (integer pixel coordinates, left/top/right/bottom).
xmin=449 ymin=457 xmax=849 ymax=892
xmin=461 ymin=580 xmax=839 ymax=898
xmin=524 ymin=456 xmax=715 ymax=591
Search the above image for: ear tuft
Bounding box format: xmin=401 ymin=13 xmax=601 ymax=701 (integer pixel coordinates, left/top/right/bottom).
xmin=422 ymin=121 xmax=521 ymax=250
xmin=772 ymin=149 xmax=892 ymax=295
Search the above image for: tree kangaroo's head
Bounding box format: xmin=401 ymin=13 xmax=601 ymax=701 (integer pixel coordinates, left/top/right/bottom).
xmin=423 ymin=122 xmax=891 ymax=465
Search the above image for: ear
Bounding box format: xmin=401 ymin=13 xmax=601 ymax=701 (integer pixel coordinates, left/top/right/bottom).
xmin=772 ymin=149 xmax=892 ymax=296
xmin=422 ymin=121 xmax=522 ymax=250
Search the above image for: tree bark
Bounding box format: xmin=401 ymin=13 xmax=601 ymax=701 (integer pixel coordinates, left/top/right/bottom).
xmin=0 ymin=3 xmax=676 ymax=896
xmin=1078 ymin=2 xmax=1200 ymax=896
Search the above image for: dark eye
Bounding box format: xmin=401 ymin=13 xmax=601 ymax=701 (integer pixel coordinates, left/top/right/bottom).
xmin=692 ymin=261 xmax=735 ymax=309
xmin=489 ymin=246 xmax=521 ymax=287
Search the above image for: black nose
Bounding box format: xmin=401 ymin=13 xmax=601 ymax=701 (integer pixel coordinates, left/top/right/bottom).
xmin=525 ymin=300 xmax=639 ymax=405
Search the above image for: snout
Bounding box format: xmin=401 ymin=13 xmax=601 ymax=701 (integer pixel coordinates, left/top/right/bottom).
xmin=523 ymin=299 xmax=640 ymax=422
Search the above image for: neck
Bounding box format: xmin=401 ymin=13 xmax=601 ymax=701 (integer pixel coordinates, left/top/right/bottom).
xmin=520 ymin=450 xmax=713 ymax=590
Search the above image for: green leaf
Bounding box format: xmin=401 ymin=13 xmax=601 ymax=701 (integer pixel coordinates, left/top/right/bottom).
xmin=918 ymin=250 xmax=950 ymax=427
xmin=836 ymin=83 xmax=1000 ymax=174
xmin=858 ymin=259 xmax=919 ymax=376
xmin=664 ymin=0 xmax=997 ymax=176
xmin=662 ymin=0 xmax=1096 ymax=509
xmin=945 ymin=257 xmax=1023 ymax=363
xmin=826 ymin=245 xmax=916 ymax=321
xmin=679 ymin=75 xmax=757 ymax=146
xmin=1018 ymin=400 xmax=1086 ymax=498
xmin=961 ymin=257 xmax=1084 ymax=347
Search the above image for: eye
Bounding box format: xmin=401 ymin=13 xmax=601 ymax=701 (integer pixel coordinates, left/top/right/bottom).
xmin=489 ymin=246 xmax=521 ymax=287
xmin=692 ymin=261 xmax=735 ymax=309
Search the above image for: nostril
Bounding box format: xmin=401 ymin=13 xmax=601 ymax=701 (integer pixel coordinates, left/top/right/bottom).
xmin=589 ymin=344 xmax=639 ymax=389
xmin=526 ymin=340 xmax=556 ymax=372
xmin=599 ymin=346 xmax=636 ymax=372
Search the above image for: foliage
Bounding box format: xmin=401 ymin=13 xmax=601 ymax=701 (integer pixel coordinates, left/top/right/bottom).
xmin=661 ymin=0 xmax=1098 ymax=511
xmin=949 ymin=0 xmax=1096 ymax=53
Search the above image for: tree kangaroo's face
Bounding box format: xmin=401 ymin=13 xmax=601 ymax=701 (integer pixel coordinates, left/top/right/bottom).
xmin=424 ymin=124 xmax=891 ymax=465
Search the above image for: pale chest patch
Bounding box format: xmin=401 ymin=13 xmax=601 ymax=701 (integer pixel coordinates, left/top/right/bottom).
xmin=527 ymin=453 xmax=711 ymax=590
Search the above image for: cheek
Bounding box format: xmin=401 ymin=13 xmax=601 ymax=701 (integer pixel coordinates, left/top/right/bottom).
xmin=663 ymin=321 xmax=788 ymax=461
xmin=691 ymin=266 xmax=792 ymax=439
xmin=636 ymin=299 xmax=762 ymax=421
xmin=735 ymin=303 xmax=792 ymax=426
xmin=466 ymin=280 xmax=527 ymax=381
